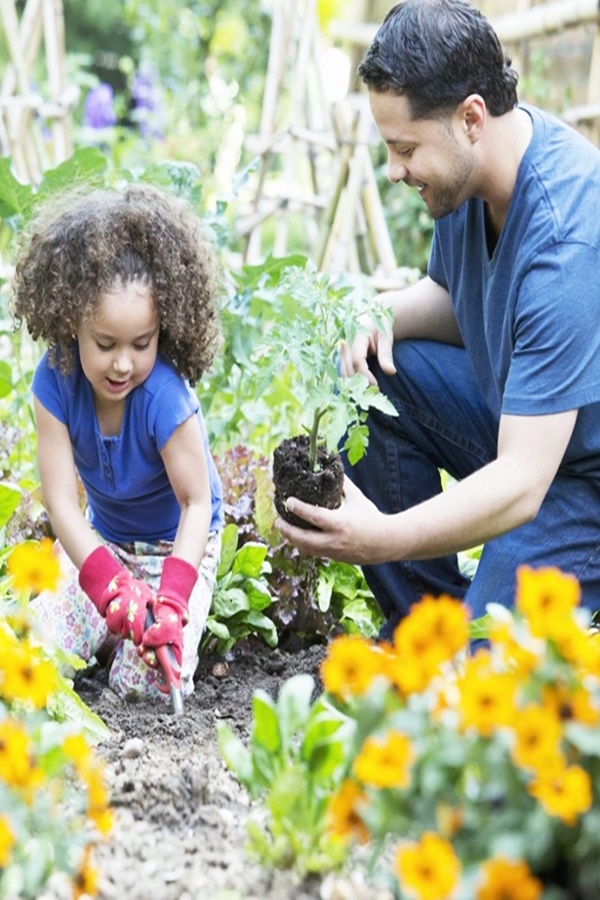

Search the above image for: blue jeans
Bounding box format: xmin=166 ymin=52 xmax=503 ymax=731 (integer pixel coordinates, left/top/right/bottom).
xmin=346 ymin=340 xmax=600 ymax=640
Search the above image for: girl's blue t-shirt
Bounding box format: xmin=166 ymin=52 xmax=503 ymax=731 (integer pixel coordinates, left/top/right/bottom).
xmin=428 ymin=104 xmax=600 ymax=479
xmin=33 ymin=349 xmax=224 ymax=543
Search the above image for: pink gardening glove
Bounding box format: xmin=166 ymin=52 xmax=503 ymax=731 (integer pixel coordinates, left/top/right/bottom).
xmin=79 ymin=546 xmax=151 ymax=645
xmin=139 ymin=556 xmax=198 ymax=669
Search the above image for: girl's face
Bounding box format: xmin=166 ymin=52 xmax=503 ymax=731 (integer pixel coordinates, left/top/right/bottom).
xmin=77 ymin=280 xmax=159 ymax=410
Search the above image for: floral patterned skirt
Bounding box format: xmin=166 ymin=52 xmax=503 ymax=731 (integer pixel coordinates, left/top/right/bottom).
xmin=30 ymin=532 xmax=221 ymax=702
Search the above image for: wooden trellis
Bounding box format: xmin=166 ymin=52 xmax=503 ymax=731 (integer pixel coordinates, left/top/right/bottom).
xmin=0 ymin=0 xmax=76 ymax=184
xmin=239 ymin=0 xmax=399 ymax=282
xmin=331 ymin=0 xmax=600 ymax=144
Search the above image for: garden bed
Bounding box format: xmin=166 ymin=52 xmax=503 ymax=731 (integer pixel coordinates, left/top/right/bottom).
xmin=41 ymin=641 xmax=389 ymax=900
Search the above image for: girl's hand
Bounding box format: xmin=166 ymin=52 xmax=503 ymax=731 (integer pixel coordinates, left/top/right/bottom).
xmin=102 ymin=572 xmax=153 ymax=645
xmin=139 ymin=556 xmax=198 ymax=669
xmin=79 ymin=546 xmax=151 ymax=644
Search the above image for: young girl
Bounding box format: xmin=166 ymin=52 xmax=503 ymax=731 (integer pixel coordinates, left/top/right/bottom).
xmin=11 ymin=183 xmax=224 ymax=702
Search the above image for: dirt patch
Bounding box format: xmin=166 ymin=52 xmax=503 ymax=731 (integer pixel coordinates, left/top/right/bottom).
xmin=273 ymin=436 xmax=344 ymax=529
xmin=70 ymin=641 xmax=348 ymax=900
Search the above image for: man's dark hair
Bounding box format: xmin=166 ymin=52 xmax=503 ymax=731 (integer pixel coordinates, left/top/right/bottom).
xmin=358 ymin=0 xmax=518 ymax=119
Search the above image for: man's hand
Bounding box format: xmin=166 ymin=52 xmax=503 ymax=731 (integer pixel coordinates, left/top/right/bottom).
xmin=275 ymin=476 xmax=389 ymax=565
xmin=340 ymin=321 xmax=397 ymax=386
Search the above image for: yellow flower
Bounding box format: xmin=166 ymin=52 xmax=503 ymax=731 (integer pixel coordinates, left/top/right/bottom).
xmin=510 ymin=704 xmax=564 ymax=771
xmin=62 ymin=733 xmax=93 ymax=772
xmin=529 ymin=763 xmax=592 ymax=825
xmin=476 ymin=856 xmax=542 ymax=900
xmin=320 ymin=634 xmax=384 ymax=699
xmin=0 ymin=814 xmax=16 ymax=868
xmin=7 ymin=538 xmax=61 ymax=595
xmin=542 ymin=682 xmax=600 ymax=727
xmin=0 ymin=639 xmax=57 ymax=708
xmin=73 ymin=844 xmax=99 ymax=899
xmin=326 ymin=778 xmax=370 ymax=844
xmin=353 ymin=730 xmax=414 ymax=789
xmin=395 ymin=831 xmax=462 ymax=900
xmin=84 ymin=765 xmax=113 ymax=836
xmin=457 ymin=651 xmax=518 ymax=736
xmin=390 ymin=596 xmax=469 ymax=695
xmin=0 ymin=718 xmax=44 ymax=794
xmin=515 ymin=566 xmax=580 ymax=639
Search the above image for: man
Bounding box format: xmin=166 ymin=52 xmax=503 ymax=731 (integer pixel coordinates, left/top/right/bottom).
xmin=275 ymin=0 xmax=600 ymax=639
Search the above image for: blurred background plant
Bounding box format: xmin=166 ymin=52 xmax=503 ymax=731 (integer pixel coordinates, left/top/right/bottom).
xmin=0 ymin=533 xmax=111 ymax=899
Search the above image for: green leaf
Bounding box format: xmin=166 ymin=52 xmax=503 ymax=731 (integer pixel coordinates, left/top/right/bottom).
xmin=232 ymin=541 xmax=268 ymax=579
xmin=37 ymin=147 xmax=108 ymax=196
xmin=277 ymin=675 xmax=315 ymax=747
xmin=245 ymin=579 xmax=273 ymax=612
xmin=204 ymin=618 xmax=230 ymax=640
xmin=469 ymin=614 xmax=491 ymax=640
xmin=210 ymin=587 xmax=250 ymax=618
xmin=0 ymin=156 xmax=34 ymax=219
xmin=0 ymin=360 xmax=13 ymax=399
xmin=252 ymin=690 xmax=281 ymax=754
xmin=217 ymin=721 xmax=255 ymax=788
xmin=244 ymin=610 xmax=279 ymax=647
xmin=217 ymin=523 xmax=239 ymax=577
xmin=0 ymin=481 xmax=21 ymax=530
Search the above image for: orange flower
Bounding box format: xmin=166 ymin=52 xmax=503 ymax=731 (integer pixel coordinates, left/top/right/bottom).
xmin=395 ymin=831 xmax=461 ymax=900
xmin=515 ymin=566 xmax=580 ymax=639
xmin=457 ymin=651 xmax=518 ymax=736
xmin=326 ymin=778 xmax=370 ymax=844
xmin=529 ymin=763 xmax=592 ymax=825
xmin=353 ymin=730 xmax=414 ymax=789
xmin=7 ymin=538 xmax=61 ymax=595
xmin=320 ymin=634 xmax=384 ymax=699
xmin=510 ymin=704 xmax=564 ymax=772
xmin=476 ymin=856 xmax=542 ymax=900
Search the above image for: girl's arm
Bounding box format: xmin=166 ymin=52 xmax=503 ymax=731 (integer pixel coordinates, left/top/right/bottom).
xmin=139 ymin=414 xmax=212 ymax=668
xmin=160 ymin=413 xmax=212 ymax=567
xmin=34 ymin=397 xmax=101 ymax=568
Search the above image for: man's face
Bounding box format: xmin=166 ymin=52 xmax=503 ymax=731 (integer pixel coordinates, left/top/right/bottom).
xmin=369 ymin=90 xmax=476 ymax=220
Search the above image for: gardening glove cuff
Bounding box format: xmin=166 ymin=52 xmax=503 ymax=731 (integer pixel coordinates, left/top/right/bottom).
xmin=79 ymin=546 xmax=125 ymax=612
xmin=79 ymin=547 xmax=151 ymax=645
xmin=140 ymin=557 xmax=198 ymax=668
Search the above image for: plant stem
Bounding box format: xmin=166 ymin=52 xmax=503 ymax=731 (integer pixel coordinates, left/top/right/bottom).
xmin=309 ymin=408 xmax=327 ymax=472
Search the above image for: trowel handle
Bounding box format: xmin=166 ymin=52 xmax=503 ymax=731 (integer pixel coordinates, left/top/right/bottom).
xmin=145 ymin=610 xmax=184 ymax=716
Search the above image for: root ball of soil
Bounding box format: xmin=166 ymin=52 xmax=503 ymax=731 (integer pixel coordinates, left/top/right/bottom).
xmin=273 ymin=434 xmax=344 ymax=529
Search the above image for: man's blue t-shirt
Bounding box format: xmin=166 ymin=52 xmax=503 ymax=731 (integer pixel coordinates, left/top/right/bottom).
xmin=428 ymin=105 xmax=600 ymax=479
xmin=33 ymin=350 xmax=224 ymax=543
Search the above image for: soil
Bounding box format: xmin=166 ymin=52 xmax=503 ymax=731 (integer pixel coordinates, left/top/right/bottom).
xmin=272 ymin=436 xmax=344 ymax=529
xmin=43 ymin=641 xmax=393 ymax=900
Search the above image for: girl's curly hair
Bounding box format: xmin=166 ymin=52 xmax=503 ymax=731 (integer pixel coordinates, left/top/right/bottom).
xmin=11 ymin=183 xmax=222 ymax=385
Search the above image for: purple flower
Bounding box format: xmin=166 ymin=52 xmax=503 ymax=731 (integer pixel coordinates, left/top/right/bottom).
xmin=131 ymin=68 xmax=163 ymax=139
xmin=83 ymin=83 xmax=117 ymax=129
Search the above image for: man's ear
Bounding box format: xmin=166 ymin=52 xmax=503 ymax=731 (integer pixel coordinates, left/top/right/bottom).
xmin=459 ymin=94 xmax=486 ymax=143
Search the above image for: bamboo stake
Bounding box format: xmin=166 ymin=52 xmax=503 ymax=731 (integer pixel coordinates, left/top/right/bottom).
xmin=330 ymin=0 xmax=600 ymax=46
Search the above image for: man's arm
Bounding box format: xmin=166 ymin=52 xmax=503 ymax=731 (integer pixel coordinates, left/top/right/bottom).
xmin=276 ymin=409 xmax=578 ymax=565
xmin=340 ymin=276 xmax=463 ymax=385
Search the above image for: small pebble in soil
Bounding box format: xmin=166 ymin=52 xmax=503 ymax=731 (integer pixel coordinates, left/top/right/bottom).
xmin=121 ymin=737 xmax=144 ymax=759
